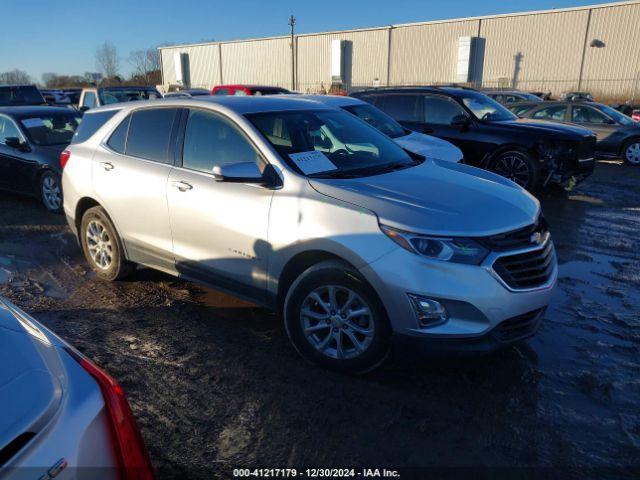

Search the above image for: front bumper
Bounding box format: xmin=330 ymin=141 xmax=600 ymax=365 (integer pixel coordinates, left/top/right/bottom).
xmin=359 ymin=242 xmax=556 ymax=352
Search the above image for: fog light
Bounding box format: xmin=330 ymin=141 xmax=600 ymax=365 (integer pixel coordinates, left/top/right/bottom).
xmin=408 ymin=294 xmax=448 ymax=327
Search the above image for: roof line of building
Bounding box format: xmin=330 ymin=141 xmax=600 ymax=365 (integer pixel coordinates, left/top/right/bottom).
xmin=158 ymin=0 xmax=639 ymax=51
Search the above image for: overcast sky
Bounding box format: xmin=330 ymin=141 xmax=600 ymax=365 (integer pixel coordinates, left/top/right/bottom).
xmin=0 ymin=0 xmax=619 ymax=83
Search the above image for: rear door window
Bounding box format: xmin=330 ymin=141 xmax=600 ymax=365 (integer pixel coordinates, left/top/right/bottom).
xmin=378 ymin=95 xmax=421 ymax=122
xmin=532 ymin=106 xmax=567 ymax=121
xmin=72 ymin=110 xmax=118 ymax=144
xmin=125 ymin=108 xmax=178 ymax=163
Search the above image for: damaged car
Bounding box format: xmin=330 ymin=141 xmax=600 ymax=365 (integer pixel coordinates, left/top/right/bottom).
xmin=351 ymin=87 xmax=597 ymax=192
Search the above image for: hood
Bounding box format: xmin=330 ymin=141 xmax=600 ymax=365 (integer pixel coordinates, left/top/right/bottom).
xmin=396 ymin=132 xmax=463 ymax=163
xmin=309 ymin=159 xmax=540 ymax=237
xmin=494 ymin=118 xmax=595 ymax=139
xmin=0 ymin=301 xmax=62 ymax=452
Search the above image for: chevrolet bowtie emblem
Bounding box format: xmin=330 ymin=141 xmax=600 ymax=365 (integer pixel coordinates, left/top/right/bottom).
xmin=530 ymin=232 xmax=543 ymax=245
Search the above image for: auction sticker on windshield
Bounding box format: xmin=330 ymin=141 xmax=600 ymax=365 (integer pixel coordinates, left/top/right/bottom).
xmin=289 ymin=151 xmax=337 ymax=175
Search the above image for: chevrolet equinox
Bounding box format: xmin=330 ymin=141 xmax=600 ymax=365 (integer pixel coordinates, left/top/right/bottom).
xmin=62 ymin=96 xmax=557 ymax=373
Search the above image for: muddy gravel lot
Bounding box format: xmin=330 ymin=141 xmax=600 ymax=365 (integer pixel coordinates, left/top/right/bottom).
xmin=1 ymin=160 xmax=639 ymax=479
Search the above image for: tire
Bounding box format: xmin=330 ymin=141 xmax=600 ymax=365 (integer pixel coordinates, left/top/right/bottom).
xmin=80 ymin=206 xmax=135 ymax=281
xmin=488 ymin=150 xmax=541 ymax=192
xmin=283 ymin=260 xmax=391 ymax=374
xmin=40 ymin=170 xmax=63 ymax=213
xmin=622 ymin=139 xmax=640 ymax=165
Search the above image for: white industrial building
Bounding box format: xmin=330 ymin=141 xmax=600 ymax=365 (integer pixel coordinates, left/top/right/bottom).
xmin=159 ymin=0 xmax=640 ymax=99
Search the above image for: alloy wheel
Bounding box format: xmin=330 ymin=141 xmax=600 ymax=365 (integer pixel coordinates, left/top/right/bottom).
xmin=86 ymin=220 xmax=113 ymax=270
xmin=492 ymin=155 xmax=531 ymax=187
xmin=625 ymin=142 xmax=640 ymax=164
xmin=300 ymin=285 xmax=375 ymax=360
xmin=42 ymin=174 xmax=62 ymax=211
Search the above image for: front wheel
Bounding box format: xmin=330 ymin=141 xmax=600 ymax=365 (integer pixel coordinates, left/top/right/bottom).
xmin=622 ymin=140 xmax=640 ymax=165
xmin=488 ymin=150 xmax=541 ymax=192
xmin=40 ymin=170 xmax=63 ymax=213
xmin=284 ymin=260 xmax=391 ymax=374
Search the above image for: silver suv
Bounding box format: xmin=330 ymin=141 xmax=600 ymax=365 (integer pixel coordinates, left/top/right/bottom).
xmin=62 ymin=96 xmax=557 ymax=373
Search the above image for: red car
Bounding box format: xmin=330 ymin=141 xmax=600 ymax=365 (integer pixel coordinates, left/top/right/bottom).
xmin=633 ymin=109 xmax=640 ymax=122
xmin=210 ymin=84 xmax=291 ymax=96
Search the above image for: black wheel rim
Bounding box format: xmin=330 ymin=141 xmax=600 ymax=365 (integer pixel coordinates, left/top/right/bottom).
xmin=492 ymin=155 xmax=531 ymax=187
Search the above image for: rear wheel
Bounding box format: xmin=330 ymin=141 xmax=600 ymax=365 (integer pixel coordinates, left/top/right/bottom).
xmin=80 ymin=206 xmax=135 ymax=281
xmin=488 ymin=150 xmax=541 ymax=192
xmin=284 ymin=260 xmax=391 ymax=374
xmin=40 ymin=170 xmax=62 ymax=213
xmin=623 ymin=140 xmax=640 ymax=165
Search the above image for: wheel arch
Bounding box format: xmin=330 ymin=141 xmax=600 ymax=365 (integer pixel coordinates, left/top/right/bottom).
xmin=620 ymin=136 xmax=640 ymax=158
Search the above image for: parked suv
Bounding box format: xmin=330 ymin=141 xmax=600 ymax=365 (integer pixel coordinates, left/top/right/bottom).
xmin=0 ymin=85 xmax=47 ymax=107
xmin=351 ymin=87 xmax=596 ymax=191
xmin=79 ymin=86 xmax=162 ymax=111
xmin=509 ymin=100 xmax=640 ymax=165
xmin=62 ymin=97 xmax=556 ymax=373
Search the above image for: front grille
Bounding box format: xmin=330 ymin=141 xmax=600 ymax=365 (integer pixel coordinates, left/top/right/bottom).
xmin=495 ymin=308 xmax=545 ymax=342
xmin=478 ymin=217 xmax=548 ymax=252
xmin=493 ymin=240 xmax=555 ymax=289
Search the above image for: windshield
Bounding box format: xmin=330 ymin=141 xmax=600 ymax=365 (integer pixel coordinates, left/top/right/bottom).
xmin=342 ymin=104 xmax=407 ymax=139
xmin=98 ymin=88 xmax=161 ymax=105
xmin=459 ymin=91 xmax=518 ymax=122
xmin=247 ymin=109 xmax=419 ymax=178
xmin=598 ymin=104 xmax=636 ymax=126
xmin=20 ymin=113 xmax=81 ymax=146
xmin=0 ymin=86 xmax=45 ymax=106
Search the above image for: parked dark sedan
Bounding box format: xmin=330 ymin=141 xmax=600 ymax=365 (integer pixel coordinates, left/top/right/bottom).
xmin=0 ymin=106 xmax=81 ymax=212
xmin=351 ymin=87 xmax=596 ymax=191
xmin=508 ymin=100 xmax=640 ymax=165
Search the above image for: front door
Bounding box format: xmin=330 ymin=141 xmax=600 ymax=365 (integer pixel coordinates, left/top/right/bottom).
xmin=167 ymin=108 xmax=273 ymax=299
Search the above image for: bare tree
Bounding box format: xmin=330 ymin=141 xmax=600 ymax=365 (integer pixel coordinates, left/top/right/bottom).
xmin=95 ymin=42 xmax=120 ymax=80
xmin=0 ymin=69 xmax=32 ymax=85
xmin=128 ymin=47 xmax=161 ymax=85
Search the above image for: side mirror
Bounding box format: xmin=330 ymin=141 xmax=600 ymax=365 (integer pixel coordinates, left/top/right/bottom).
xmin=450 ymin=115 xmax=470 ymax=129
xmin=212 ymin=161 xmax=276 ymax=186
xmin=4 ymin=137 xmax=30 ymax=152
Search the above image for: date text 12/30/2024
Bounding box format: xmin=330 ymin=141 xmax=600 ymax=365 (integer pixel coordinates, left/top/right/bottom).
xmin=233 ymin=468 xmax=401 ymax=478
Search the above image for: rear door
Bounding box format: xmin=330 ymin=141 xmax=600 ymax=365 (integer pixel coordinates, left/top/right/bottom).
xmin=167 ymin=107 xmax=273 ymax=299
xmin=92 ymin=107 xmax=179 ymax=272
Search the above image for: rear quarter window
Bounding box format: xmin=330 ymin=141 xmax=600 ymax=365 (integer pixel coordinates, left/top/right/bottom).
xmin=71 ymin=110 xmax=118 ymax=144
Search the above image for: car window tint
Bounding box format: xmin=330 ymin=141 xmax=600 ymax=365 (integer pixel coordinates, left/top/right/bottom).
xmin=72 ymin=110 xmax=118 ymax=144
xmin=423 ymin=95 xmax=465 ymax=124
xmin=182 ymin=109 xmax=259 ymax=173
xmin=532 ymin=106 xmax=567 ymax=121
xmin=379 ymin=95 xmax=420 ymax=122
xmin=107 ymin=115 xmax=131 ymax=153
xmin=509 ymin=105 xmax=535 ymax=117
xmin=572 ymin=106 xmax=610 ymax=124
xmin=0 ymin=116 xmax=22 ymax=144
xmin=82 ymin=91 xmax=96 ymax=108
xmin=125 ymin=108 xmax=177 ymax=163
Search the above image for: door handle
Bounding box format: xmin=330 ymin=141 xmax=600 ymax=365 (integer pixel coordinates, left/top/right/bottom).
xmin=172 ymin=180 xmax=193 ymax=192
xmin=100 ymin=162 xmax=114 ymax=171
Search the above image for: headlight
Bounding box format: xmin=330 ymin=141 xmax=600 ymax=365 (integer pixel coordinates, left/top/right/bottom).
xmin=380 ymin=225 xmax=488 ymax=265
xmin=538 ymin=141 xmax=573 ymax=160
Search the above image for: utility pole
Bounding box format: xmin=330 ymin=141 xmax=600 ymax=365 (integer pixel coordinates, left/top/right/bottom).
xmin=289 ymin=15 xmax=296 ymax=91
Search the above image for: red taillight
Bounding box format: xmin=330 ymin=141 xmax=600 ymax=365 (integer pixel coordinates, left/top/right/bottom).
xmin=60 ymin=150 xmax=71 ymax=169
xmin=65 ymin=348 xmax=154 ymax=480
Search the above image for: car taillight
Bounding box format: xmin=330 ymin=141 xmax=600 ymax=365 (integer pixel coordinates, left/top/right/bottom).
xmin=60 ymin=150 xmax=71 ymax=169
xmin=65 ymin=347 xmax=154 ymax=480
